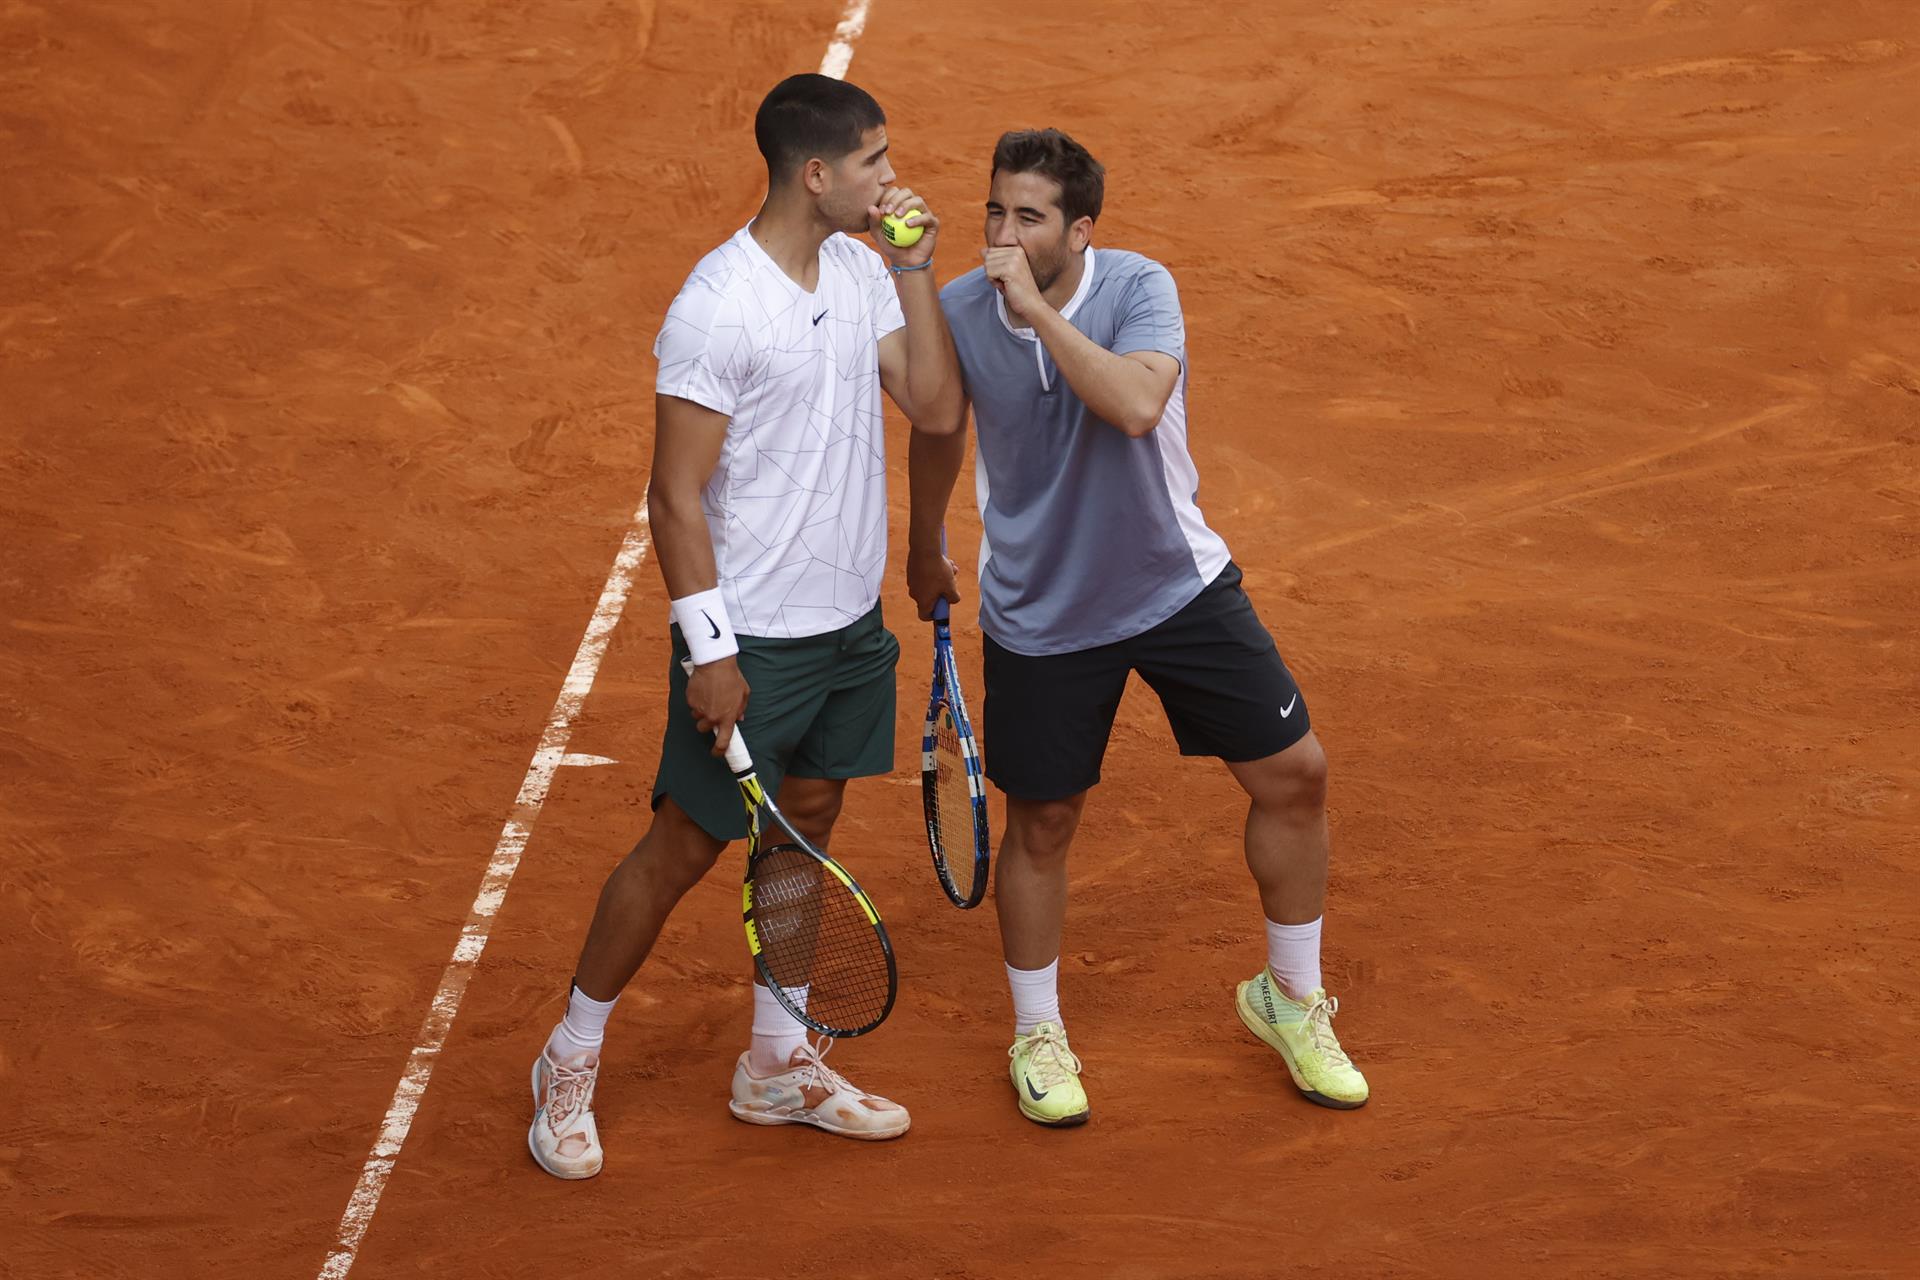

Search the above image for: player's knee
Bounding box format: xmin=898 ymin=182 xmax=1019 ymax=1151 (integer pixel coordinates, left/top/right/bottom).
xmin=634 ymin=801 xmax=725 ymax=889
xmin=775 ymin=781 xmax=845 ymax=846
xmin=1294 ymin=737 xmax=1329 ymax=802
xmin=1009 ymin=799 xmax=1081 ymax=863
xmin=1250 ymin=735 xmax=1328 ymax=816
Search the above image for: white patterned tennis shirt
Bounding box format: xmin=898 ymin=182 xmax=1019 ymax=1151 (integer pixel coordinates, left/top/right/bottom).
xmin=654 ymin=223 xmax=905 ymax=638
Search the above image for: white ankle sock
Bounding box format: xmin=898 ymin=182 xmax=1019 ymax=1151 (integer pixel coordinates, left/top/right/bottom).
xmin=547 ymin=983 xmax=618 ymax=1066
xmin=1265 ymin=916 xmax=1324 ymax=1002
xmin=749 ymin=982 xmax=808 ymax=1073
xmin=1007 ymin=959 xmax=1061 ymax=1036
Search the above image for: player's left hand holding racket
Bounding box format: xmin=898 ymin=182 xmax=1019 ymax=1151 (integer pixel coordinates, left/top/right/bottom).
xmin=683 ymin=661 xmax=898 ymax=1038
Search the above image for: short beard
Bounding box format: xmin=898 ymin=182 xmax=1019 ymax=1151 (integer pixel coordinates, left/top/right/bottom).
xmin=825 ymin=190 xmax=871 ymax=236
xmin=1030 ymin=247 xmax=1068 ymax=294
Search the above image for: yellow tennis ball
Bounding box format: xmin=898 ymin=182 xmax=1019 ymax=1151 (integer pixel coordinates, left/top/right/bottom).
xmin=881 ymin=210 xmax=924 ymax=248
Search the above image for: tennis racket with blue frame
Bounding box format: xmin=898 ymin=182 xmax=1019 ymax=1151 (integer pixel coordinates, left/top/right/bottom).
xmin=920 ymin=535 xmax=991 ymax=908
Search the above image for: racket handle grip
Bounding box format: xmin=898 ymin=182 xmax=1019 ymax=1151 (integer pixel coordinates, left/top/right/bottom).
xmin=721 ymin=727 xmax=752 ymax=774
xmin=933 ymin=525 xmax=951 ymax=623
xmin=679 ymin=658 xmax=755 ymax=774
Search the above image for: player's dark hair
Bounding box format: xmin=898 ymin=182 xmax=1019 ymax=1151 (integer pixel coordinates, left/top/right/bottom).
xmin=754 ymin=74 xmax=886 ymax=182
xmin=991 ymin=128 xmax=1105 ymax=225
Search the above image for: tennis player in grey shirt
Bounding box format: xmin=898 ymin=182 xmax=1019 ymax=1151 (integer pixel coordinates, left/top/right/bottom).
xmin=907 ymin=128 xmax=1371 ymax=1125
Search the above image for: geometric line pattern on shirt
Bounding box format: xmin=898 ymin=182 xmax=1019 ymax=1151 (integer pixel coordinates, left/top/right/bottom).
xmin=654 ymin=224 xmax=904 ymax=638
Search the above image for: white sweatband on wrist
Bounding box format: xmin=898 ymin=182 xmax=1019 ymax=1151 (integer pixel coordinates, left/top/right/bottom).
xmin=670 ymin=588 xmax=739 ymax=665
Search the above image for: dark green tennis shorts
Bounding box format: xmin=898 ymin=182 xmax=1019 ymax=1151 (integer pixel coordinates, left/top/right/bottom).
xmin=652 ymin=603 xmax=899 ymax=842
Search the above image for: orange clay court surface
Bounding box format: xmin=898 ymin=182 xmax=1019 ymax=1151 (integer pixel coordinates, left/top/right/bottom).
xmin=5 ymin=1 xmax=1919 ymax=1276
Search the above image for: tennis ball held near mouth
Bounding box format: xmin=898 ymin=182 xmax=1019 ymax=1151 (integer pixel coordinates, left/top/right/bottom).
xmin=881 ymin=211 xmax=924 ymax=249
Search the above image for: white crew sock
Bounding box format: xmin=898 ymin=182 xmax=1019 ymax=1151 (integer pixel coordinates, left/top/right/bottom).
xmin=1265 ymin=916 xmax=1324 ymax=1002
xmin=1007 ymin=959 xmax=1062 ymax=1036
xmin=546 ymin=983 xmax=618 ymax=1066
xmin=749 ymin=981 xmax=809 ymax=1073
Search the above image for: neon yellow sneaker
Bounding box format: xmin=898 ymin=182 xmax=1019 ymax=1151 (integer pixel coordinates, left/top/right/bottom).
xmin=1007 ymin=1022 xmax=1089 ymax=1127
xmin=1235 ymin=969 xmax=1369 ymax=1109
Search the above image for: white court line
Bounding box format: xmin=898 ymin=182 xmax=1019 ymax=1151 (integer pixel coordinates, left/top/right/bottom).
xmin=820 ymin=0 xmax=872 ymax=80
xmin=316 ymin=8 xmax=875 ymax=1275
xmin=316 ymin=500 xmax=651 ymax=1279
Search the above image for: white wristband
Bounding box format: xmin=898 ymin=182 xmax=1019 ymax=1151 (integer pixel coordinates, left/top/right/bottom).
xmin=671 ymin=588 xmax=739 ymax=665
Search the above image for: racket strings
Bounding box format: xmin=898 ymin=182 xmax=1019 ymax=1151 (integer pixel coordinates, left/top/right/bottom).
xmin=748 ymin=844 xmax=891 ymax=1034
xmin=933 ymin=709 xmax=975 ymax=824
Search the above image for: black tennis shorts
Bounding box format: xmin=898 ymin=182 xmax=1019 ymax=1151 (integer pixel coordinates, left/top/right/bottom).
xmin=981 ymin=562 xmax=1310 ymax=802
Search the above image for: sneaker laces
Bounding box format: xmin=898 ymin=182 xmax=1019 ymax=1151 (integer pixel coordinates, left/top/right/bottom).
xmin=1295 ymin=992 xmax=1353 ymax=1067
xmin=1009 ymin=1025 xmax=1082 ymax=1089
xmin=791 ymin=1035 xmax=861 ymax=1098
xmin=543 ymin=1056 xmax=596 ymax=1127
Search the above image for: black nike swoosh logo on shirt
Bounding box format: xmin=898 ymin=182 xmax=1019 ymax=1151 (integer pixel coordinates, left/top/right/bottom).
xmin=812 ymin=310 xmax=828 ymax=326
xmin=701 ymin=610 xmax=720 ymax=640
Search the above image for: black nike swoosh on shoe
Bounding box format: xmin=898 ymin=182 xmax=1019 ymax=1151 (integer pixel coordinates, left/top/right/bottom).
xmin=1025 ymin=1078 xmax=1049 ymax=1102
xmin=701 ymin=610 xmax=720 ymax=640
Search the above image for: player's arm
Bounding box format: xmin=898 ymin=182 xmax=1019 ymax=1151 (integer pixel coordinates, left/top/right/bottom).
xmin=1027 ymin=307 xmax=1177 ymax=438
xmin=905 ymin=393 xmax=969 ymax=620
xmin=877 ymin=296 xmax=964 ymax=433
xmin=872 ymin=188 xmax=965 ymax=434
xmin=983 ymin=247 xmax=1179 ymax=437
xmin=648 ymin=392 xmax=748 ymax=753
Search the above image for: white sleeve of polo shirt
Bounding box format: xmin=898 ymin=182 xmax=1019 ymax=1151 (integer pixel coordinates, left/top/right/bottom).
xmin=654 ymin=284 xmax=751 ymax=416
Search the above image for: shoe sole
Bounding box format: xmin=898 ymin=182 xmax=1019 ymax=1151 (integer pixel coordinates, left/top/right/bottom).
xmin=529 ymin=1056 xmax=604 ymax=1179
xmin=1016 ymin=1098 xmax=1090 ymax=1128
xmin=1234 ymin=981 xmax=1368 ymax=1111
xmin=1010 ymin=1067 xmax=1089 ymax=1128
xmin=728 ymin=1100 xmax=910 ymax=1141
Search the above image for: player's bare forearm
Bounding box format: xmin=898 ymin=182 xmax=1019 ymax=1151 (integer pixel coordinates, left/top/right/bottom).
xmin=1028 ymin=305 xmax=1176 ymax=437
xmin=905 ymin=419 xmax=967 ymax=616
xmin=886 ymin=269 xmax=964 ymax=432
xmin=872 ymin=187 xmax=962 ymax=432
xmin=908 ymin=421 xmax=967 ymax=549
xmin=646 ymin=482 xmax=722 ymax=600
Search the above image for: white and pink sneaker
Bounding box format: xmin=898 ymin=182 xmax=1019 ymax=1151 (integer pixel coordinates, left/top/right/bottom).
xmin=728 ymin=1037 xmax=909 ymax=1141
xmin=528 ymin=1047 xmax=603 ymax=1179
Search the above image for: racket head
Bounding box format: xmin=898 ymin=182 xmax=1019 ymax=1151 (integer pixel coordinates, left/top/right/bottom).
xmin=921 ymin=625 xmax=990 ymax=909
xmin=694 ymin=659 xmax=896 ymax=1036
xmin=741 ymin=808 xmax=898 ymax=1038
